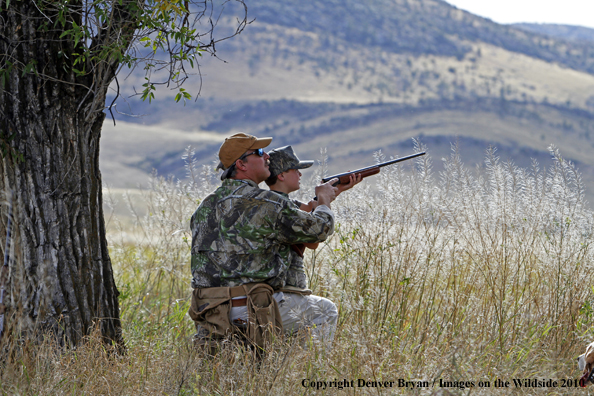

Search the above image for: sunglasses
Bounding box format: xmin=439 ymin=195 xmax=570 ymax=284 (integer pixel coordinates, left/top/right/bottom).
xmin=238 ymin=148 xmax=265 ymax=161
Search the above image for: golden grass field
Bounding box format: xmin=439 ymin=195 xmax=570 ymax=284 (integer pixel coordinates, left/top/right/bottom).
xmin=2 ymin=147 xmax=594 ymax=395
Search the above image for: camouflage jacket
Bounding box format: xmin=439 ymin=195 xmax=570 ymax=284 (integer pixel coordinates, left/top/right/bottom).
xmin=191 ymin=179 xmax=334 ymax=289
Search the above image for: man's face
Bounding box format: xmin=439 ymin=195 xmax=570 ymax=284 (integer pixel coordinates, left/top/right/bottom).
xmin=239 ymin=150 xmax=270 ymax=183
xmin=282 ymin=168 xmax=301 ymax=193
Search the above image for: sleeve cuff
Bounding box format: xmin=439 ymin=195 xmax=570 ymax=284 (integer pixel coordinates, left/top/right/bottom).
xmin=313 ymin=204 xmax=334 ymax=220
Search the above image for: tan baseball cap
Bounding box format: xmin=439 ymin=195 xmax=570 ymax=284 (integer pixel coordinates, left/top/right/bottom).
xmin=217 ymin=133 xmax=272 ymax=169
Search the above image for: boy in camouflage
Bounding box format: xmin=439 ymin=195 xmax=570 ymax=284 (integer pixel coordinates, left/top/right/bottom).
xmin=265 ymin=145 xmax=361 ymax=345
xmin=265 ymin=146 xmax=361 ymax=288
xmin=189 ymin=133 xmax=341 ymax=349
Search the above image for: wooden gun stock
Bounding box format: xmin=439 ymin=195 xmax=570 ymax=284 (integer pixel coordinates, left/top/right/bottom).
xmin=329 ymin=167 xmax=380 ymax=185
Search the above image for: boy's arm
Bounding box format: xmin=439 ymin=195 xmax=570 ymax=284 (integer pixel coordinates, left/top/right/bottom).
xmin=299 ymin=199 xmax=318 ymax=213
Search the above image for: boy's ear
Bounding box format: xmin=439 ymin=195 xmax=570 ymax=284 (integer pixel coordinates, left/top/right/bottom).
xmin=277 ymin=172 xmax=285 ymax=182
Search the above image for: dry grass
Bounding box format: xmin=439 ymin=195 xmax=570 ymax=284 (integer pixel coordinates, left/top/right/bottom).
xmin=2 ymin=145 xmax=594 ymax=395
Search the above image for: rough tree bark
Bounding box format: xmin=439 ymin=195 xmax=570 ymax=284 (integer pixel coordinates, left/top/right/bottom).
xmin=0 ymin=0 xmax=140 ymax=347
xmin=0 ymin=0 xmax=247 ymax=347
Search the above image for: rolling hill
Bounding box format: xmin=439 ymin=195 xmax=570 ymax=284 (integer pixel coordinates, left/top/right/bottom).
xmin=101 ymin=0 xmax=594 ymax=203
xmin=513 ymin=23 xmax=594 ymax=43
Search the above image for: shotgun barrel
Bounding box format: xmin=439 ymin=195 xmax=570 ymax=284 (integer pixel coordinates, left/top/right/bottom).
xmin=322 ymin=151 xmax=426 ymax=184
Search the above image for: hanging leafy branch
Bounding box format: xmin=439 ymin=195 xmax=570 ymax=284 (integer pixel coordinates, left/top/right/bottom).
xmin=0 ymin=0 xmax=249 ymax=118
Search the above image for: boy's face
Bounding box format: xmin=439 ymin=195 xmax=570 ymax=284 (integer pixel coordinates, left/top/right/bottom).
xmin=282 ymin=168 xmax=302 ymax=193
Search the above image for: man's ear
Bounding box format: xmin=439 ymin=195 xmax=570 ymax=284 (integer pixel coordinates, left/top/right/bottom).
xmin=277 ymin=172 xmax=286 ymax=182
xmin=235 ymin=159 xmax=247 ymax=171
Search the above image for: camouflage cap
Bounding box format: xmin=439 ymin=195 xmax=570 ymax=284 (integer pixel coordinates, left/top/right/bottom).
xmin=268 ymin=146 xmax=314 ymax=178
xmin=217 ymin=133 xmax=272 ymax=170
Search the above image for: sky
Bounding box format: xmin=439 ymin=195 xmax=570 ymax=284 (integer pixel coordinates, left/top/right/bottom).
xmin=444 ymin=1 xmax=594 ymax=29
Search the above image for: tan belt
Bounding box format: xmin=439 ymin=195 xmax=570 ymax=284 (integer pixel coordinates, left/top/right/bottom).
xmin=229 ymin=284 xmax=307 ymax=307
xmin=230 ymin=285 xmax=247 ymax=307
xmin=231 ymin=297 xmax=247 ymax=307
xmin=231 ymin=286 xmax=311 ymax=307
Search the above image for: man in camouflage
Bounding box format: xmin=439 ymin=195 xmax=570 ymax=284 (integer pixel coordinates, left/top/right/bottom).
xmin=189 ymin=133 xmax=341 ymax=348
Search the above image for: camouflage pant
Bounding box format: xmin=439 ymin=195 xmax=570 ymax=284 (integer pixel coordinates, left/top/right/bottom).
xmin=230 ymin=292 xmax=338 ymax=348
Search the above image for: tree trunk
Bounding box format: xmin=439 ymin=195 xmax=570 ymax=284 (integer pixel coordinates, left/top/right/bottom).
xmin=0 ymin=2 xmax=123 ymax=347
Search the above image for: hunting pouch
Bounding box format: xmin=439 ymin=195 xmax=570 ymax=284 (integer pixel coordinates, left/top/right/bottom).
xmin=243 ymin=283 xmax=283 ymax=349
xmin=188 ymin=286 xmax=235 ymax=338
xmin=188 ymin=283 xmax=283 ymax=349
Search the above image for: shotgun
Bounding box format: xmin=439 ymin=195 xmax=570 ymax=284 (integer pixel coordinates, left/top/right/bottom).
xmin=322 ymin=151 xmax=426 ymax=185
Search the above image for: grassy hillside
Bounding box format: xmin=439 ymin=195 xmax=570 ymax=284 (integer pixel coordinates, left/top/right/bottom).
xmin=103 ymin=0 xmax=594 ymax=205
xmin=513 ymin=23 xmax=594 ymax=43
xmin=103 ymin=98 xmax=594 ymax=204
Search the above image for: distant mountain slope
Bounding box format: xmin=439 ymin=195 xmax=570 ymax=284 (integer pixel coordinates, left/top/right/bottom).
xmin=191 ymin=26 xmax=594 ymax=111
xmin=247 ymin=0 xmax=594 ymax=75
xmin=512 ymin=23 xmax=594 ymax=43
xmin=119 ymin=0 xmax=594 ymax=111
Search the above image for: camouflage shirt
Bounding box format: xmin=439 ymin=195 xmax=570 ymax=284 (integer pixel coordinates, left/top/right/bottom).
xmin=191 ymin=179 xmax=334 ymax=289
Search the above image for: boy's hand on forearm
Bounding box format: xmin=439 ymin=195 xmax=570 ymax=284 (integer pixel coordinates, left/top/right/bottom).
xmin=336 ymin=173 xmax=362 ymax=195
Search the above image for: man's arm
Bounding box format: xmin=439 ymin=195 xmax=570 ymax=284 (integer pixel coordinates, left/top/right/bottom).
xmin=314 ymin=178 xmax=338 ymax=209
xmin=295 ymin=202 xmax=320 ymax=250
xmin=274 ymin=193 xmax=336 ymax=245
